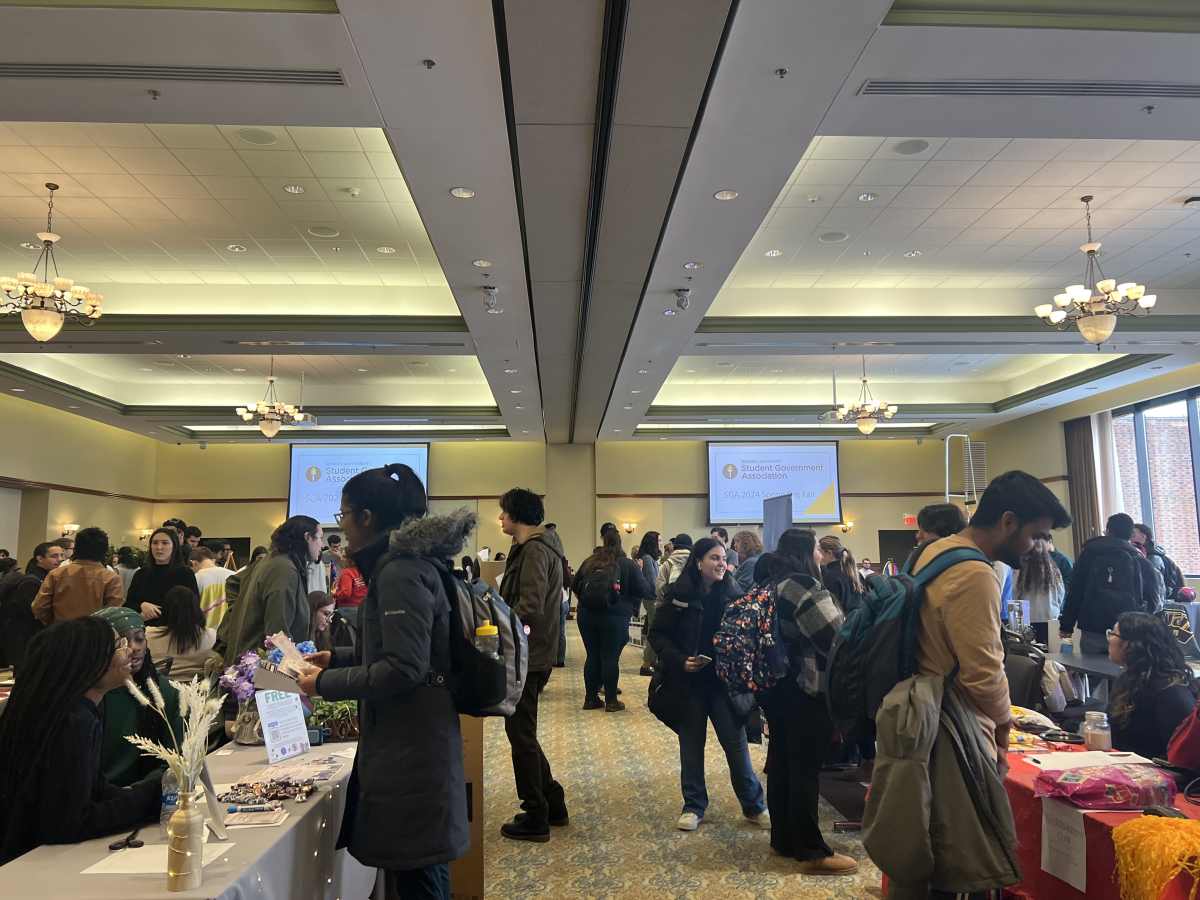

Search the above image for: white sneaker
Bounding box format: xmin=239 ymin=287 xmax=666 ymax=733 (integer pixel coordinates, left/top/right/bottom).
xmin=677 ymin=813 xmax=702 ymax=831
xmin=745 ymin=810 xmax=771 ymax=829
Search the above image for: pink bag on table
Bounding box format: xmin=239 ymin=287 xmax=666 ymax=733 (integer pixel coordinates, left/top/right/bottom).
xmin=1032 ymin=764 xmax=1176 ymax=810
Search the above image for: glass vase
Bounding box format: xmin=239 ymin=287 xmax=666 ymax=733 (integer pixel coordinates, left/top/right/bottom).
xmin=166 ymin=790 xmax=204 ymax=891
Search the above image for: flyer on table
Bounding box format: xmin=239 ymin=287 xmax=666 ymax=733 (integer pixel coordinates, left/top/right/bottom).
xmin=288 ymin=444 xmax=428 ymax=524
xmin=708 ymin=442 xmax=842 ymax=525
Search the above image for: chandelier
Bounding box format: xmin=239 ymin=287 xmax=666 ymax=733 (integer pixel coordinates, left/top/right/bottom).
xmin=1035 ymin=195 xmax=1155 ymax=348
xmin=235 ymin=359 xmax=315 ymax=438
xmin=0 ymin=183 xmax=103 ymax=342
xmin=835 ymin=357 xmax=897 ymax=436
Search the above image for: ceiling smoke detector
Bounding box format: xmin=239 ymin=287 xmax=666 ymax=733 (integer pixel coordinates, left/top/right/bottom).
xmin=237 ymin=128 xmax=278 ymax=146
xmin=893 ymin=139 xmax=931 ymax=156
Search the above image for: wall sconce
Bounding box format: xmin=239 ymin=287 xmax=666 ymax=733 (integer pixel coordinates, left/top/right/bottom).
xmin=139 ymin=528 xmax=154 ymax=540
xmin=60 ymin=523 xmax=79 ymax=538
xmin=623 ymin=522 xmax=637 ymax=534
xmin=839 ymin=521 xmax=854 ymax=534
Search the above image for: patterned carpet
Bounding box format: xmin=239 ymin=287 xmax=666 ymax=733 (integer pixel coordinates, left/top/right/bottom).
xmin=482 ymin=622 xmax=884 ymax=899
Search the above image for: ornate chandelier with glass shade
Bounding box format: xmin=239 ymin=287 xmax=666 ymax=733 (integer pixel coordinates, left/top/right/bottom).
xmin=1035 ymin=195 xmax=1155 ymax=348
xmin=834 ymin=357 xmax=898 ymax=436
xmin=0 ymin=184 xmax=104 ymax=342
xmin=235 ymin=359 xmax=315 ymax=438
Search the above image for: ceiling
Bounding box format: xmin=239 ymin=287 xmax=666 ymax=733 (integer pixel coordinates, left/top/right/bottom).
xmin=0 ymin=1 xmax=1198 ymax=446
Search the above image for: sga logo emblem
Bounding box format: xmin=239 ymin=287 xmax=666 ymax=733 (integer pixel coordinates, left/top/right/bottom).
xmin=722 ymin=464 xmax=738 ymax=480
xmin=304 ymin=466 xmax=322 ymax=483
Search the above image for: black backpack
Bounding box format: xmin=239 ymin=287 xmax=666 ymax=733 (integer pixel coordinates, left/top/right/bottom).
xmin=1085 ymin=545 xmax=1146 ymax=615
xmin=577 ymin=563 xmax=622 ymax=613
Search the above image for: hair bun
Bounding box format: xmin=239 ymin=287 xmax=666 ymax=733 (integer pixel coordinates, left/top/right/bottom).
xmin=383 ymin=463 xmax=405 ymax=478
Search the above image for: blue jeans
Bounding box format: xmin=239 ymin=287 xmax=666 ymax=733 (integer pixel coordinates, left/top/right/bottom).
xmin=384 ymin=863 xmax=449 ymax=900
xmin=678 ymin=680 xmax=765 ymax=817
xmin=557 ymin=596 xmax=569 ymax=666
xmin=576 ymin=606 xmax=629 ymax=700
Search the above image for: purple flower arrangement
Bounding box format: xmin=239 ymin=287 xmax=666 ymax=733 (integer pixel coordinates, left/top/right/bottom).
xmin=219 ymin=651 xmax=261 ymax=703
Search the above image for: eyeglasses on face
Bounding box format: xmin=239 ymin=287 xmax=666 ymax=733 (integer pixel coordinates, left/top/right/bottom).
xmin=1106 ymin=629 xmax=1122 ymax=639
xmin=115 ymin=637 xmax=129 ymax=650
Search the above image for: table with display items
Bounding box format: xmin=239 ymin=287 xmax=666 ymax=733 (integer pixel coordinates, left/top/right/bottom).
xmin=0 ymin=741 xmax=375 ymax=900
xmin=1041 ymin=652 xmax=1124 ymax=681
xmin=1004 ymin=753 xmax=1197 ymax=900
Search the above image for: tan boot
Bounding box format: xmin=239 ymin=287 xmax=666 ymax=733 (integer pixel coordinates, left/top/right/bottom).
xmin=796 ymin=853 xmax=859 ymax=876
xmin=840 ymin=758 xmax=874 ymax=782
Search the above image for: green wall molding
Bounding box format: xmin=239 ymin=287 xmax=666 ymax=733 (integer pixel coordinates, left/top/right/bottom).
xmin=883 ymin=0 xmax=1200 ymax=32
xmin=697 ymin=315 xmax=1200 ymax=334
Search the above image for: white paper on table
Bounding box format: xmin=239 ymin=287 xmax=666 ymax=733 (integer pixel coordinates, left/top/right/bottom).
xmin=81 ymin=842 xmax=235 ymax=874
xmin=331 ymin=746 xmax=357 ymax=759
xmin=1025 ymin=751 xmax=1151 ymax=770
xmin=1041 ymin=798 xmax=1087 ymax=891
xmin=225 ymin=811 xmax=290 ymax=828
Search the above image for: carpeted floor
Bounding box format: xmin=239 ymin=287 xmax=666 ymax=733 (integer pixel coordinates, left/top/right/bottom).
xmin=482 ymin=622 xmax=883 ymax=899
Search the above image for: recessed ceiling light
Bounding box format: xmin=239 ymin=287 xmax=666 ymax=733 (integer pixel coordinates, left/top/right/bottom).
xmin=903 ymin=250 xmax=922 ymax=257
xmin=1151 ymin=366 xmax=1164 ymax=370
xmin=858 ymin=192 xmax=878 ymax=202
xmin=664 ymin=309 xmax=677 ymax=315
xmin=472 ymin=259 xmax=492 ymax=267
xmin=1037 ymin=403 xmax=1048 ymax=407
xmin=68 ymin=405 xmax=79 ymax=408
xmin=820 ymin=232 xmax=849 ymax=243
xmin=233 ymin=367 xmax=246 ymax=372
xmin=178 ymin=355 xmax=190 ymax=359
xmin=862 ymin=251 xmax=872 ymax=256
xmin=614 ymin=429 xmax=622 ymax=432
xmin=887 ymin=368 xmax=897 ymax=372
xmin=972 ymin=368 xmax=981 ymax=372
xmin=522 ymin=430 xmax=529 ymax=434
xmin=450 ymin=187 xmax=476 ymax=198
xmin=630 ymin=390 xmax=641 ymax=394
xmin=139 ymin=367 xmax=152 ymax=371
xmin=624 ymin=405 xmax=633 ymax=409
xmin=515 ymin=405 xmax=523 ymax=409
xmin=227 ymin=244 xmax=247 ymax=252
xmin=806 ymin=194 xmax=820 ymax=203
xmin=770 ymin=369 xmax=783 ymax=373
xmin=357 ymin=368 xmax=368 ymax=372
xmin=485 ymin=307 xmax=503 ymax=314
xmin=11 ymin=388 xmax=23 ymax=392
xmin=283 ymin=184 xmax=305 ymax=194
xmin=510 ymin=389 xmax=521 ymax=394
xmin=714 ymin=190 xmax=739 ymax=200
xmin=953 ymin=362 xmax=969 ymax=366
xmin=893 ymin=139 xmax=931 ymax=156
xmin=684 ymin=261 xmax=703 ymax=269
xmin=376 ymin=246 xmax=396 ymax=254
xmin=1086 ymin=387 xmax=1098 ymax=391
xmin=637 ymin=369 xmax=648 ymax=373
xmin=764 ymin=250 xmax=783 ymax=257
xmin=410 ymin=361 xmax=428 ymax=367
xmin=308 ymin=226 xmax=339 ymax=237
xmin=19 ymin=242 xmax=38 ymax=250
xmin=715 ymin=362 xmax=734 ymax=367
xmin=448 ymin=368 xmax=457 ymax=372
xmin=237 ymin=127 xmax=277 ymax=146
xmin=685 ymin=369 xmax=696 ymax=373
xmin=504 ymin=369 xmax=517 ymax=373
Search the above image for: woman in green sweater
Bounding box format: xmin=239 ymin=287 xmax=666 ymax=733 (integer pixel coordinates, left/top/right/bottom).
xmin=91 ymin=606 xmax=184 ymax=787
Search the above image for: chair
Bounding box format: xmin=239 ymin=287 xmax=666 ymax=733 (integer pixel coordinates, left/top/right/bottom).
xmin=1005 ymin=642 xmax=1044 ymax=709
xmin=154 ymin=656 xmax=174 ymax=676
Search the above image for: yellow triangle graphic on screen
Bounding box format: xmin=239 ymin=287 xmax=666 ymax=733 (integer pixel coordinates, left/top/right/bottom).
xmin=803 ymin=482 xmax=837 ymax=517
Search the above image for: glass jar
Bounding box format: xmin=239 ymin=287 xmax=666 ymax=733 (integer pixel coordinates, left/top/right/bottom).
xmin=1082 ymin=710 xmax=1112 ymax=751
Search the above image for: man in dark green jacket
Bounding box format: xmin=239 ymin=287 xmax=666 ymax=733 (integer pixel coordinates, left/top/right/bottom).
xmin=497 ymin=487 xmax=566 ymax=843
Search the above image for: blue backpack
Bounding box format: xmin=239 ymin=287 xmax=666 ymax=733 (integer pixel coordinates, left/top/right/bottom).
xmin=826 ymin=545 xmax=990 ymax=741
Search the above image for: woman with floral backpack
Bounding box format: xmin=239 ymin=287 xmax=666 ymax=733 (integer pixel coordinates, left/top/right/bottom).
xmin=759 ymin=528 xmax=857 ymax=877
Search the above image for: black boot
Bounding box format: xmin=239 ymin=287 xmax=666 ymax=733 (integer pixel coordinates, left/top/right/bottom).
xmin=501 ymin=817 xmax=551 ymax=842
xmin=515 ymin=810 xmax=569 ymax=827
xmin=582 ymin=694 xmax=603 ymax=710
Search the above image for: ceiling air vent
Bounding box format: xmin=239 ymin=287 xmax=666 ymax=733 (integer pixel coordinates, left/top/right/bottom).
xmin=860 ymin=79 xmax=1200 ymax=98
xmin=0 ymin=63 xmax=345 ymax=86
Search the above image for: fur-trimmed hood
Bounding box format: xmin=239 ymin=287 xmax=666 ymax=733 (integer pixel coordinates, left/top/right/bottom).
xmin=389 ymin=507 xmax=478 ymax=560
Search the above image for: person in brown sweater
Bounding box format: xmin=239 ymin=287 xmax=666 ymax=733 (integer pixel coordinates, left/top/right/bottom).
xmin=911 ymin=471 xmax=1071 ymax=775
xmin=32 ymin=527 xmax=124 ymax=624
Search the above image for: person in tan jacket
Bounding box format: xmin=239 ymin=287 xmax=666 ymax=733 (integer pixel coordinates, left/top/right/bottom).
xmin=33 ymin=527 xmax=125 ymax=624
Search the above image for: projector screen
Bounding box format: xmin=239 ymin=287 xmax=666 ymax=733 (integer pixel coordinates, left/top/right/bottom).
xmin=707 ymin=442 xmax=842 ymax=526
xmin=288 ymin=444 xmax=429 ymax=525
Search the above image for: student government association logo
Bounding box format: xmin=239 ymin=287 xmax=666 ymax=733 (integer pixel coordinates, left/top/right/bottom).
xmin=722 ymin=464 xmax=739 ymax=480
xmin=304 ymin=466 xmax=323 ymax=483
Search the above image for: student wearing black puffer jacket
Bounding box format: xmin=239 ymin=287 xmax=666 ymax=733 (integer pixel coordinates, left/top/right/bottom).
xmin=648 ymin=537 xmax=768 ymax=833
xmin=572 ymin=532 xmax=653 ymax=712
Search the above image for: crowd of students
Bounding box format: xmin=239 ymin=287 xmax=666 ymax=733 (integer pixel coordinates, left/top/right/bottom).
xmin=2 ymin=465 xmax=1200 ymax=900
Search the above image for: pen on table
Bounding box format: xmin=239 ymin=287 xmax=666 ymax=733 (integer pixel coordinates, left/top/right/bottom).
xmin=227 ymin=804 xmax=281 ymax=813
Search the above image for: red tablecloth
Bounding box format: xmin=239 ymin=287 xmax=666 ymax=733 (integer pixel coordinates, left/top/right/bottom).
xmin=1005 ymin=754 xmax=1197 ymax=900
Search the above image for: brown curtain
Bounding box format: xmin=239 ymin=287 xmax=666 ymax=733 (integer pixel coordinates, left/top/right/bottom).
xmin=1064 ymin=416 xmax=1102 ymax=557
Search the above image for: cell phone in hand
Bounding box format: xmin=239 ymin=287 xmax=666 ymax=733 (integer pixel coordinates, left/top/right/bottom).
xmin=694 ymin=654 xmax=713 ymax=666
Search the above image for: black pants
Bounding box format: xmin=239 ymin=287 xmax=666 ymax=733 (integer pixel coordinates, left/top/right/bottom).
xmin=384 ymin=863 xmax=450 ymax=900
xmin=1031 ymin=621 xmax=1049 ymax=644
xmin=759 ymin=678 xmax=834 ymax=861
xmin=577 ymin=606 xmax=629 ymax=701
xmin=503 ymin=669 xmax=564 ymax=826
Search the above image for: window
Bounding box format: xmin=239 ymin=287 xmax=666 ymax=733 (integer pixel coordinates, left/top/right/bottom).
xmin=1112 ymin=413 xmax=1143 ymax=523
xmin=1112 ymin=390 xmax=1200 ymax=575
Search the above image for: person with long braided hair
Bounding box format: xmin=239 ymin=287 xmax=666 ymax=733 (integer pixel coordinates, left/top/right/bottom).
xmin=1107 ymin=611 xmax=1199 ymax=760
xmin=1014 ymin=541 xmax=1064 ymax=645
xmin=93 ymin=606 xmax=183 ymax=787
xmin=0 ymin=616 xmax=160 ymax=864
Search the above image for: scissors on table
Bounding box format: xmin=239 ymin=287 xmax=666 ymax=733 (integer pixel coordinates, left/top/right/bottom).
xmin=108 ymin=828 xmax=144 ymax=851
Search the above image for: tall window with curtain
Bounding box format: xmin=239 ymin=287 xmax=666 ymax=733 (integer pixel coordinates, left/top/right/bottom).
xmin=1064 ymin=416 xmax=1102 ymax=559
